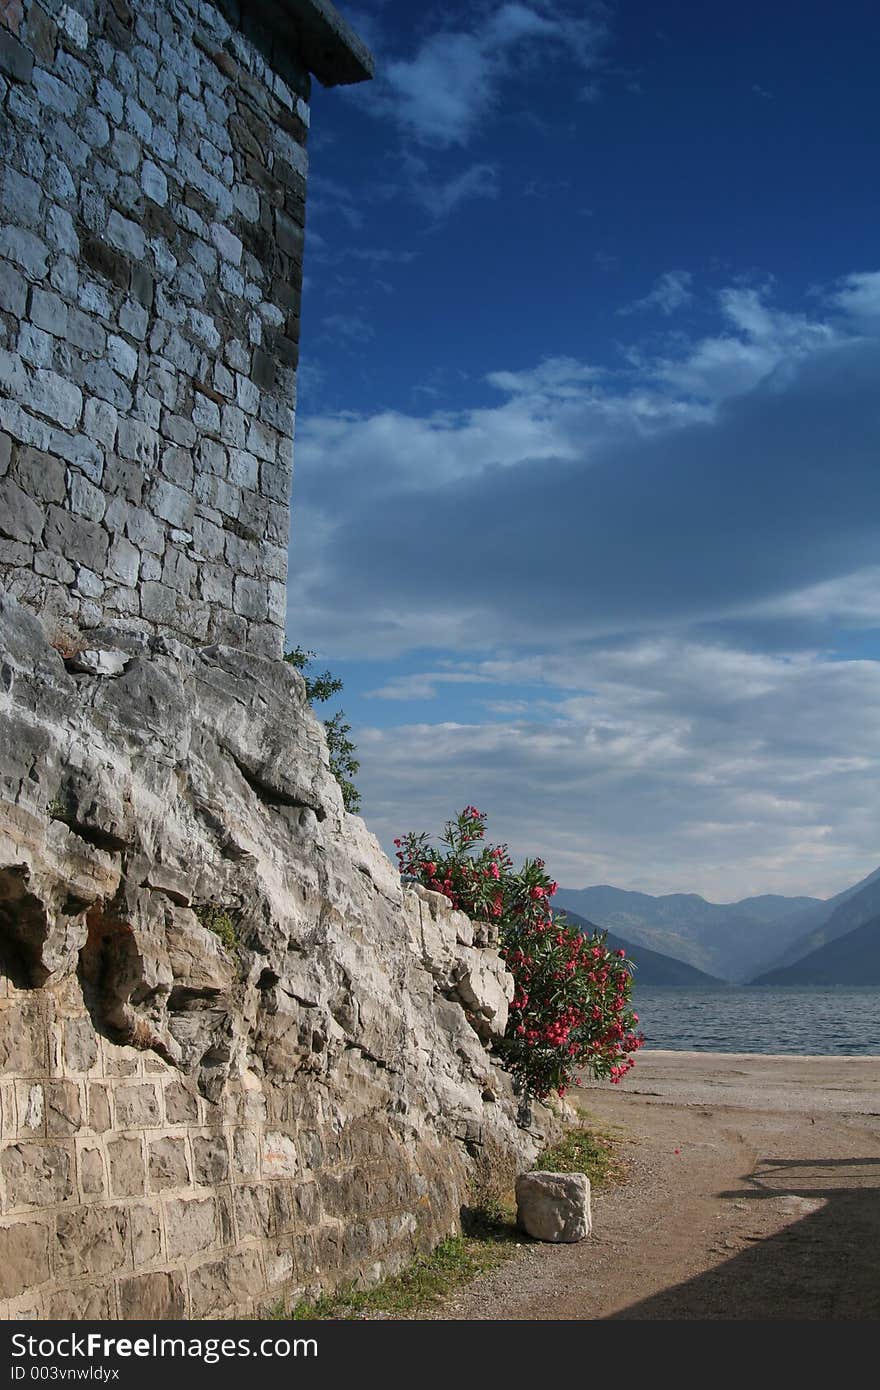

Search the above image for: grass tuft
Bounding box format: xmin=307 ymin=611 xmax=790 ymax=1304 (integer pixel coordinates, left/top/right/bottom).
xmin=535 ymin=1121 xmax=623 ymax=1189
xmin=286 ymin=1229 xmax=516 ymax=1320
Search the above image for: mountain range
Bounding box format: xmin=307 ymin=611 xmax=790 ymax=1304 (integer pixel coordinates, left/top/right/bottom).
xmin=561 ymin=909 xmax=724 ymax=986
xmin=555 ymin=864 xmax=880 ymax=985
xmin=751 ymin=914 xmax=880 ymax=986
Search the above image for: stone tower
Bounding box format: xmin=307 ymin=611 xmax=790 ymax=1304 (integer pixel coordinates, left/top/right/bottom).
xmin=0 ymin=2 xmax=550 ymax=1325
xmin=0 ymin=0 xmax=372 ymax=657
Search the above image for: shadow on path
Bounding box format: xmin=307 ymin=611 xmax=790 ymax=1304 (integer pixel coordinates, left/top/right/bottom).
xmin=605 ymin=1156 xmax=880 ymax=1319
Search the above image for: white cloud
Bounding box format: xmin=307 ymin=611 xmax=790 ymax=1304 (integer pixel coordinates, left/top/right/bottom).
xmin=645 ymin=286 xmax=842 ymax=399
xmin=351 ymin=639 xmax=880 ymax=900
xmin=290 ymin=280 xmax=879 ymax=656
xmin=750 ymin=566 xmax=880 ymax=627
xmin=288 ymin=273 xmax=880 ymax=898
xmin=621 ymin=270 xmax=693 ymax=317
xmin=829 ymin=270 xmax=880 ymax=323
xmin=375 ymin=3 xmax=608 ymax=148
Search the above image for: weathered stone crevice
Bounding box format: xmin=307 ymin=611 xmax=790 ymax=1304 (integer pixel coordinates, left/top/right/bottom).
xmin=0 ymin=865 xmax=53 ymax=987
xmin=229 ymin=752 xmax=326 ymax=818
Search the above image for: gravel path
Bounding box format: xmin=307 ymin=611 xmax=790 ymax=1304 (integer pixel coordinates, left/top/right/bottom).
xmin=432 ymin=1051 xmax=880 ymax=1320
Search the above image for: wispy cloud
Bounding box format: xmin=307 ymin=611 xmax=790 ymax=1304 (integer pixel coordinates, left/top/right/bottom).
xmin=829 ymin=270 xmax=880 ymax=323
xmin=370 ymin=2 xmax=609 ymax=148
xmin=621 ymin=269 xmax=693 ymax=316
xmin=411 ymin=161 xmax=501 ymax=221
xmin=320 ymin=312 xmax=375 ymax=344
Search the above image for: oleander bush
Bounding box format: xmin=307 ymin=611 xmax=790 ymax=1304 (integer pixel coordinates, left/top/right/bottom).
xmin=396 ymin=806 xmax=644 ymax=1099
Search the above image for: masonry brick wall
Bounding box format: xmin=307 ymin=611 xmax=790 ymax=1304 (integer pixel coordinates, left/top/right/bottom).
xmin=0 ymin=0 xmax=314 ymax=656
xmin=0 ymin=971 xmax=463 ymax=1319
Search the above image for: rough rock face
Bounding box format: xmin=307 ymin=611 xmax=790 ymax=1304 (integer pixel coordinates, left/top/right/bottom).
xmin=0 ymin=591 xmax=553 ymax=1318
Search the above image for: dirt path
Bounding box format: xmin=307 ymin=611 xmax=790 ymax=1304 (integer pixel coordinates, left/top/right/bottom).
xmin=436 ymin=1051 xmax=880 ymax=1320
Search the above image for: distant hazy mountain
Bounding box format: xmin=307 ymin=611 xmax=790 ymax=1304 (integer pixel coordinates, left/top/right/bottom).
xmin=751 ymin=866 xmax=880 ymax=976
xmin=751 ymin=913 xmax=880 ymax=986
xmin=560 ymin=909 xmax=726 ymax=987
xmin=554 ymin=885 xmax=822 ymax=983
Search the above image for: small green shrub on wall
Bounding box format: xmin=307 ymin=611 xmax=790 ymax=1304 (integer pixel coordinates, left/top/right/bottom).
xmin=194 ymin=902 xmax=239 ymax=952
xmin=284 ymin=646 xmax=361 ymax=813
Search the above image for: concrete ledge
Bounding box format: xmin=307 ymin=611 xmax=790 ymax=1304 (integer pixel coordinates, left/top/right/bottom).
xmin=246 ymin=0 xmax=374 ymax=86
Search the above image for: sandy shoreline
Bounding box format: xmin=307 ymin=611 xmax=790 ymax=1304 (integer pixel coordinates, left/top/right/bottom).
xmin=435 ymin=1049 xmax=880 ymax=1319
xmin=591 ymin=1048 xmax=880 ymax=1114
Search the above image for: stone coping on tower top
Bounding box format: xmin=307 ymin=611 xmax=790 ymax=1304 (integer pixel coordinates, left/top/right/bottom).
xmin=246 ymin=0 xmax=375 ymax=86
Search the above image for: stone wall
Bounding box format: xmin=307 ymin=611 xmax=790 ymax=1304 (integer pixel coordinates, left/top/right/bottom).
xmin=0 ymin=0 xmax=365 ymax=656
xmin=0 ymin=593 xmax=552 ymax=1319
xmin=0 ymin=976 xmax=476 ymax=1319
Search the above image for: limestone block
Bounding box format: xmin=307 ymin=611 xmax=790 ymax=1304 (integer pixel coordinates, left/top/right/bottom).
xmin=164 ymin=1197 xmax=218 ymax=1258
xmin=189 ymin=1249 xmax=263 ymax=1319
xmin=106 ymin=209 xmax=145 ymax=260
xmin=192 ymin=1134 xmax=228 ymax=1185
xmin=232 ymin=1128 xmax=259 ymax=1178
xmin=68 ymin=473 xmax=106 ymax=521
xmin=148 ymin=1135 xmax=190 ymax=1190
xmin=262 ymin=1131 xmax=297 ymax=1178
xmin=0 ymin=478 xmax=44 ymax=544
xmin=0 ymin=1221 xmax=50 ymax=1299
xmin=164 ymin=1078 xmax=200 ymax=1125
xmin=234 ymin=1183 xmax=271 ymax=1238
xmin=0 ymin=997 xmax=49 ymax=1074
xmin=88 ymin=1084 xmax=111 ymax=1132
xmin=118 ymin=1271 xmax=186 ymax=1320
xmin=30 ymin=288 xmax=68 ymax=339
xmin=106 ymin=538 xmax=140 ymax=588
xmin=515 ymin=1171 xmax=592 ymax=1243
xmin=128 ymin=1202 xmax=162 ymax=1266
xmin=78 ymin=1144 xmax=105 ymax=1197
xmin=13 ymin=447 xmax=66 ymax=504
xmin=15 ymin=1083 xmax=44 ymax=1135
xmin=44 ymin=504 xmax=108 ymax=570
xmin=114 ymin=1083 xmax=161 ymax=1128
xmin=1 ymin=1143 xmax=73 ymax=1208
xmin=44 ymin=1080 xmax=81 ymax=1135
xmin=55 ymin=1204 xmax=129 ymax=1278
xmin=43 ymin=1286 xmax=114 ymax=1319
xmin=107 ymin=1135 xmax=145 ymax=1198
xmin=0 ymin=225 xmax=46 ymax=279
xmin=0 ymin=260 xmax=27 ymax=317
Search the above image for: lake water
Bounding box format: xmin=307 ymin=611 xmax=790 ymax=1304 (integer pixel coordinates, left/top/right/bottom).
xmin=630 ymin=985 xmax=880 ymax=1055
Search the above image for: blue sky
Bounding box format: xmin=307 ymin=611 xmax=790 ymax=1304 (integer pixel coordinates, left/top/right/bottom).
xmin=284 ymin=0 xmax=880 ymax=901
